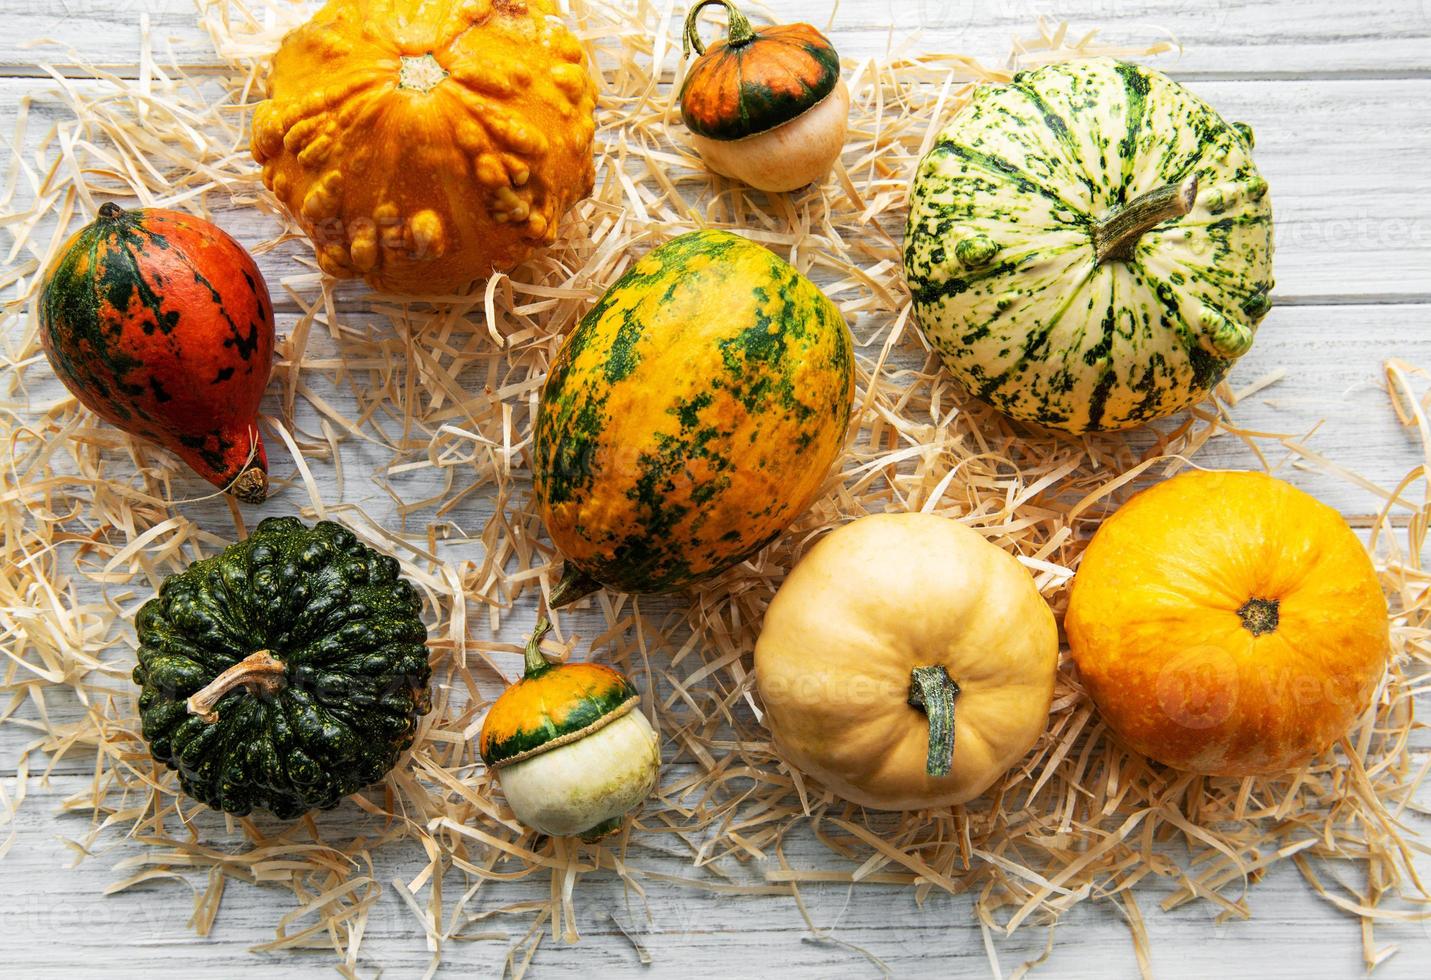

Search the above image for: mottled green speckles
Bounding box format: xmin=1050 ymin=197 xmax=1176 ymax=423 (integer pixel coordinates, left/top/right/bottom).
xmin=904 ymin=57 xmax=1274 ymax=433
xmin=675 ymin=390 xmax=714 ymax=429
xmin=955 ymin=235 xmax=1000 ymax=268
xmin=539 ymin=397 xmax=606 ymax=506
xmin=603 ymin=309 xmax=645 ymax=383
xmin=535 ymin=230 xmax=854 ymax=597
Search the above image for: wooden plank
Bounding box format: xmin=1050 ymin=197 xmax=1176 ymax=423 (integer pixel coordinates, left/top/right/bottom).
xmin=3 ymin=74 xmax=1430 ymax=304
xmin=3 ymin=775 xmax=1430 ymax=979
xmin=4 ymin=0 xmax=1431 ymax=78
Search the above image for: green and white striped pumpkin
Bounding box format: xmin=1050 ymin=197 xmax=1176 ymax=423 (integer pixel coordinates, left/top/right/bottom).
xmin=904 ymin=57 xmax=1274 ymax=433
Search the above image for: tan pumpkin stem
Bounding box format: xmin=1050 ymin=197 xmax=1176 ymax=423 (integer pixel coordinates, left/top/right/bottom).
xmin=907 ymin=665 xmax=960 ymax=778
xmin=186 ymin=650 xmax=287 ymax=723
xmin=229 ymin=465 xmax=268 ymax=504
xmin=1092 ymin=175 xmax=1199 ymax=265
xmin=684 ymin=0 xmax=756 ymax=57
xmin=549 ymin=564 xmax=602 ymax=609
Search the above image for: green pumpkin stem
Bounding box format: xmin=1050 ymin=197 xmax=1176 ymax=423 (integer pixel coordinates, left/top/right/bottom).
xmin=1237 ymin=596 xmax=1281 ymax=636
xmin=186 ymin=650 xmax=287 ymax=723
xmin=907 ymin=665 xmax=960 ymax=778
xmin=683 ymin=0 xmax=757 ymax=58
xmin=549 ymin=564 xmax=601 ymax=608
xmin=1092 ymin=175 xmax=1200 ymax=265
xmin=523 ymin=618 xmax=555 ymax=678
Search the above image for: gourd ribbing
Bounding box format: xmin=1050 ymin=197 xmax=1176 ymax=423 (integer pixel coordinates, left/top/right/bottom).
xmin=907 ymin=665 xmax=960 ymax=778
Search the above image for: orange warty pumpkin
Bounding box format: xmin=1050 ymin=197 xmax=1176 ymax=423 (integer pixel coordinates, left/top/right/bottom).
xmin=1065 ymin=471 xmax=1389 ymax=776
xmin=251 ymin=0 xmax=598 ymax=294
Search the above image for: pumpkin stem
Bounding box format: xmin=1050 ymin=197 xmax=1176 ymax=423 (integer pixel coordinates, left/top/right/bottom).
xmin=907 ymin=665 xmax=960 ymax=778
xmin=683 ymin=0 xmax=757 ymax=58
xmin=186 ymin=650 xmax=287 ymax=724
xmin=1237 ymin=597 xmax=1280 ymax=636
xmin=1092 ymin=175 xmax=1199 ymax=265
xmin=97 ymin=202 xmax=126 ymax=221
xmin=549 ymin=564 xmax=602 ymax=608
xmin=579 ymin=815 xmax=624 ymax=842
xmin=229 ymin=465 xmax=268 ymax=504
xmin=523 ymin=618 xmax=555 ymax=678
xmin=398 ymin=53 xmax=449 ymax=93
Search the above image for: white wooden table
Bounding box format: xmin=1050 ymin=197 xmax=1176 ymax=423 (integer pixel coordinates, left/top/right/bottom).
xmin=2 ymin=1 xmax=1429 ymax=977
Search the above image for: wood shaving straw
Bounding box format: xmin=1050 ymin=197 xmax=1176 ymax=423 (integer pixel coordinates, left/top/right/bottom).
xmin=1 ymin=0 xmax=1427 ymax=973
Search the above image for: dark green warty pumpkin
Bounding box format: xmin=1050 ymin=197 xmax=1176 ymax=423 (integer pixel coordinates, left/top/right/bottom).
xmin=133 ymin=517 xmax=432 ymax=819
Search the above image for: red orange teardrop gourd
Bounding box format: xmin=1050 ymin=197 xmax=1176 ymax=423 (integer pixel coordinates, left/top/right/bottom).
xmin=39 ymin=204 xmax=276 ymax=502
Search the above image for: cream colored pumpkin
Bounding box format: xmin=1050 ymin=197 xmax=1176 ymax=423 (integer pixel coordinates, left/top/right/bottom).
xmin=754 ymin=513 xmax=1058 ymax=810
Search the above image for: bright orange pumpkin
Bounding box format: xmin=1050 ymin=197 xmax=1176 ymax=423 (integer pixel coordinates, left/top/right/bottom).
xmin=251 ymin=0 xmax=598 ymax=294
xmin=1065 ymin=471 xmax=1389 ymax=776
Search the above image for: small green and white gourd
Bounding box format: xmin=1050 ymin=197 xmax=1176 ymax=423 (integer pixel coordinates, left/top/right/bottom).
xmin=904 ymin=57 xmax=1275 ymax=433
xmin=479 ymin=620 xmax=660 ymax=840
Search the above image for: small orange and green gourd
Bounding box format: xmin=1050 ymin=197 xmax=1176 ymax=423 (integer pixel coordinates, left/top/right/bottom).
xmin=479 ymin=620 xmax=660 ymax=839
xmin=679 ymin=0 xmax=849 ymax=191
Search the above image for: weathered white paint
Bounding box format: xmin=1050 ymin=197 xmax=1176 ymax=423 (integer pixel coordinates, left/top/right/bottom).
xmin=2 ymin=1 xmax=1429 ymax=977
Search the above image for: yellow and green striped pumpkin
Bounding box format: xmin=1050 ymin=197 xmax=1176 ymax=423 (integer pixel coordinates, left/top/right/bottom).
xmin=534 ymin=229 xmax=855 ymax=605
xmin=904 ymin=58 xmax=1275 ymax=433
